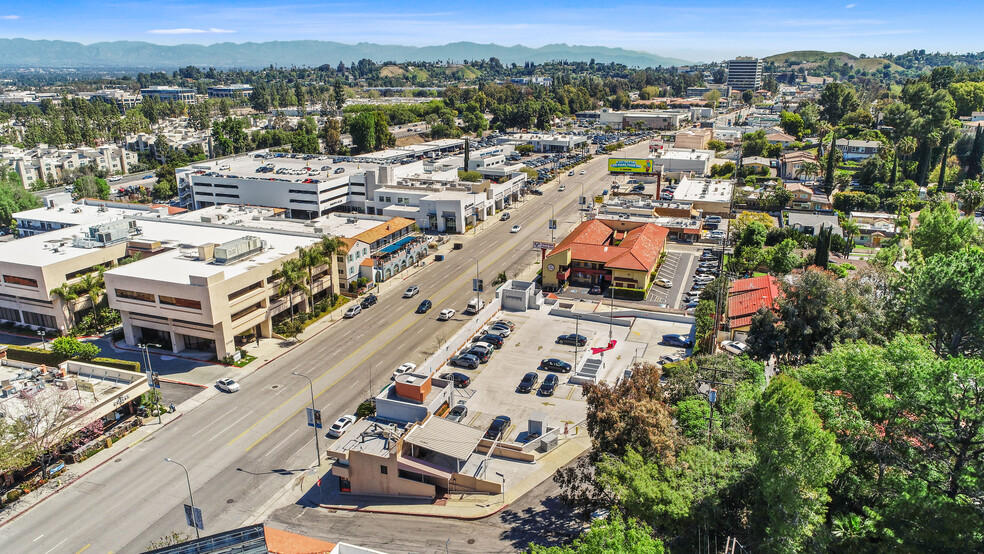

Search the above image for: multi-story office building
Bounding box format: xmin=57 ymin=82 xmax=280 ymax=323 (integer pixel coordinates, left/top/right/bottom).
xmin=81 ymin=89 xmax=142 ymax=112
xmin=726 ymin=57 xmax=764 ymax=91
xmin=207 ymin=84 xmax=254 ymax=99
xmin=140 ymin=86 xmax=197 ymax=104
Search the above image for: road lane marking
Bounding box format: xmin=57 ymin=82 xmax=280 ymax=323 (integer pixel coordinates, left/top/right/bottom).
xmin=268 ymin=429 xmax=298 ymax=454
xmin=43 ymin=539 xmax=67 ymax=554
xmin=235 ymin=176 xmax=590 ymax=452
xmin=209 ymin=411 xmax=254 ymax=442
xmin=191 ymin=407 xmax=238 ymax=437
xmin=34 ymin=535 xmax=43 ymax=541
xmin=75 ymin=545 xmax=91 ymax=554
xmin=466 ymin=411 xmax=483 ymax=427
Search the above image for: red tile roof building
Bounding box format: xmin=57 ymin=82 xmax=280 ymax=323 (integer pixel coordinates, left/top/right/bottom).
xmin=727 ymin=275 xmax=780 ymax=332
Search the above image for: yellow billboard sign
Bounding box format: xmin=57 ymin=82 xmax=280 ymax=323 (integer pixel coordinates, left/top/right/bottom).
xmin=608 ymin=158 xmax=655 ymax=173
xmin=594 ymin=195 xmax=605 ymax=204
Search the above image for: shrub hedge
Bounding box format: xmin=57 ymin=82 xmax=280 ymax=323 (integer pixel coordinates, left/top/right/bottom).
xmin=610 ymin=286 xmax=647 ymax=301
xmin=3 ymin=345 xmax=141 ymax=372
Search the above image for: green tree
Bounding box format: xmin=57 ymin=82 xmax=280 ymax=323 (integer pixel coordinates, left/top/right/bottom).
xmin=528 ymin=514 xmax=664 ymax=554
xmin=295 ymin=245 xmax=325 ymax=312
xmin=818 ymin=83 xmax=859 ymax=191
xmin=956 ymin=179 xmax=984 ymax=215
xmin=51 ymin=336 xmax=101 ymax=360
xmin=332 ymin=79 xmax=346 ymax=113
xmin=348 ymin=112 xmax=377 ymax=153
xmin=273 ymin=258 xmax=308 ymax=321
xmin=741 ymin=129 xmax=769 ymax=158
xmin=49 ymin=283 xmax=80 ymax=326
xmin=767 ymin=238 xmax=799 ymax=276
xmin=693 ymin=299 xmax=716 ymax=354
xmin=905 ymin=247 xmax=984 ymax=357
xmin=751 ymin=375 xmax=847 ymax=553
xmin=779 ymin=111 xmax=805 ymax=139
xmin=457 ymin=170 xmax=481 ymax=182
xmin=910 ymin=201 xmax=982 ymax=259
xmin=319 ymin=118 xmax=343 ymax=154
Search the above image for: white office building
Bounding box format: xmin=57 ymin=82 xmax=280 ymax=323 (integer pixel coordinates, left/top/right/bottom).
xmin=727 ymin=57 xmax=764 ymax=91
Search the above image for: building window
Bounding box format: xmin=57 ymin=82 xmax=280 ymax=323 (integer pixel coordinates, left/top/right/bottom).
xmin=22 ymin=311 xmax=56 ymax=328
xmin=380 ymin=465 xmax=388 ymax=475
xmin=0 ymin=306 xmax=21 ymax=322
xmin=3 ymin=275 xmax=38 ymax=288
xmin=228 ymin=281 xmax=263 ymax=301
xmin=231 ymin=302 xmax=263 ymax=321
xmin=158 ymin=295 xmax=202 ymax=310
xmin=116 ymin=289 xmax=155 ymax=303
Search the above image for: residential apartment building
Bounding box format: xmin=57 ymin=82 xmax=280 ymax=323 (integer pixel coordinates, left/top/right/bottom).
xmin=140 ymin=86 xmax=197 ymax=104
xmin=835 ymin=139 xmax=881 ymax=161
xmin=726 ymin=57 xmax=764 ymax=91
xmin=0 ymin=144 xmax=138 ymax=187
xmin=206 ymin=84 xmax=254 ymax=99
xmin=542 ymin=219 xmax=668 ymax=292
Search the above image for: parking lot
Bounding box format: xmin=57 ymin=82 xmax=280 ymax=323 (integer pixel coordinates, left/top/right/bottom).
xmin=647 ymin=250 xmax=697 ymax=306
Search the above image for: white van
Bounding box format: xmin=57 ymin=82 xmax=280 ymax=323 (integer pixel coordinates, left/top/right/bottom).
xmin=464 ymin=297 xmax=485 ymax=314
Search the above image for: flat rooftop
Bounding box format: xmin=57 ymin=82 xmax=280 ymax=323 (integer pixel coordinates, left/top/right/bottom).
xmin=673 ymin=177 xmax=734 ymax=203
xmin=14 ymin=203 xmax=158 ymax=227
xmin=657 ymin=149 xmax=713 ymax=161
xmin=328 ymin=417 xmax=407 ymax=458
xmin=182 ymin=152 xmax=371 ymax=185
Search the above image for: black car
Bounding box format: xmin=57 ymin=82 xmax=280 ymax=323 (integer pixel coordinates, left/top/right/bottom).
xmin=662 ymin=334 xmax=695 ymax=348
xmin=540 ymin=358 xmax=572 ymax=373
xmin=440 ymin=372 xmax=471 ymax=388
xmin=557 ymin=334 xmax=588 ymax=347
xmin=476 ymin=334 xmax=504 ymax=349
xmin=530 ymin=189 xmax=544 ymax=196
xmin=450 ymin=353 xmax=480 ymax=369
xmin=485 ymin=415 xmax=512 ymax=440
xmin=517 ymin=371 xmax=540 ymax=393
xmin=467 ymin=347 xmax=492 ymax=363
xmin=416 ymin=299 xmax=433 ymax=313
xmin=360 ymin=294 xmax=378 ymax=309
xmin=447 ymin=404 xmax=468 ymax=422
xmin=539 ymin=374 xmax=560 ymax=396
xmin=588 ymin=285 xmax=602 ymax=294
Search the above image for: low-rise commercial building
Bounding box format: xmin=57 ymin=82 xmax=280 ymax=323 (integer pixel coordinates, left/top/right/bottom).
xmin=654 ymin=148 xmax=714 ymax=175
xmin=495 ymin=133 xmax=587 ymax=153
xmin=670 ymin=177 xmax=734 ymax=216
xmin=598 ymin=198 xmax=702 ymax=241
xmin=674 ymin=128 xmax=713 ymax=150
xmin=79 ymin=89 xmax=142 ymax=112
xmin=140 ymin=86 xmax=196 ymax=104
xmin=542 ymin=219 xmax=668 ymax=291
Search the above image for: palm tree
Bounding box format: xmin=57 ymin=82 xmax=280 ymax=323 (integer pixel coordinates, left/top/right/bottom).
xmin=49 ymin=283 xmax=79 ymax=330
xmin=840 ymin=218 xmax=861 ymax=255
xmin=78 ymin=266 xmax=106 ymax=331
xmin=957 ymin=180 xmax=984 ymax=216
xmin=318 ymin=235 xmax=344 ymax=319
xmin=797 ymin=161 xmax=820 ymax=181
xmin=273 ymin=259 xmax=308 ymax=321
xmin=893 ymin=136 xmax=917 ymax=184
xmin=295 ymin=246 xmax=325 ymax=312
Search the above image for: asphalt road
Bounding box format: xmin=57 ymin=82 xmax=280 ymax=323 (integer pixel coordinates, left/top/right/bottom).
xmin=0 ymin=141 xmax=650 ymax=554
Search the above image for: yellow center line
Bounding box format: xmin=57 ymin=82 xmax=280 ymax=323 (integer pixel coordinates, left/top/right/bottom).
xmin=236 ymin=202 xmax=573 ymax=451
xmin=74 ymin=545 xmax=90 ymax=554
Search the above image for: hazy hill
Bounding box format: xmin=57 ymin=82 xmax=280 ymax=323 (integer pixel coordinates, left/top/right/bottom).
xmin=765 ymin=50 xmax=901 ymax=72
xmin=0 ymin=39 xmax=690 ymax=69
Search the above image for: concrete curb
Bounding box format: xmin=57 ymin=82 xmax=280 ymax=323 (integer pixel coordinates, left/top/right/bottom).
xmin=0 ymin=413 xmax=185 ymax=530
xmin=160 ymin=377 xmax=209 ymax=388
xmin=315 ymin=500 xmax=511 ymax=521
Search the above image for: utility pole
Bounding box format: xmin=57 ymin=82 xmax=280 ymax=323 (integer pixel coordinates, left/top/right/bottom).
xmin=573 ymin=316 xmax=580 ymax=373
xmin=546 ymin=203 xmax=556 ymax=242
xmin=292 ymin=372 xmax=321 ymax=466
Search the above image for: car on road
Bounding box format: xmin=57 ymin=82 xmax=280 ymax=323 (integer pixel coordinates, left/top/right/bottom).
xmin=558 ymin=185 xmax=566 ymax=192
xmin=403 ymin=285 xmax=420 ymax=298
xmin=108 ymin=175 xmax=122 ymax=182
xmin=510 ymin=224 xmax=522 ymax=233
xmin=216 ymin=378 xmax=240 ymax=393
xmin=557 ymin=334 xmax=588 ymax=347
xmin=450 ymin=353 xmax=480 ymax=369
xmin=540 ymin=358 xmax=572 ymax=373
xmin=327 ymin=415 xmax=357 ymax=438
xmin=580 ymin=169 xmax=586 ymax=175
xmin=517 ymin=372 xmax=540 ymax=393
xmin=588 ymin=285 xmax=602 ymax=294
xmin=392 ymin=362 xmax=417 ymax=379
xmin=655 ymin=278 xmax=673 ymax=288
xmin=708 ymin=230 xmax=726 ymax=239
xmin=446 ymin=404 xmax=468 ymax=422
xmin=438 ymin=308 xmax=456 ymax=321
xmin=539 ymin=374 xmax=560 ymax=396
xmin=485 ymin=415 xmax=512 ymax=440
xmin=142 ymin=174 xmax=153 ymax=180
xmin=416 ymin=299 xmax=432 ymax=313
xmin=500 ymin=212 xmax=511 ymax=221
xmin=343 ymin=304 xmax=362 ymax=318
xmin=568 ymin=170 xmax=575 ymax=176
xmin=360 ymin=294 xmax=378 ymax=309
xmin=530 ymin=189 xmax=543 ymax=196
xmin=721 ymin=340 xmax=749 ymax=355
xmin=662 ymin=334 xmax=694 ymax=348
xmin=440 ymin=372 xmax=471 ymax=388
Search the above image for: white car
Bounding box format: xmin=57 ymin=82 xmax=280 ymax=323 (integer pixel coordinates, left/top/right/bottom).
xmin=216 ymin=378 xmax=240 ymax=393
xmin=392 ymin=362 xmax=417 ymax=379
xmin=655 ymin=278 xmax=672 ymax=288
xmin=438 ymin=308 xmax=456 ymax=321
xmin=327 ymin=414 xmax=357 ymax=438
xmin=403 ymin=285 xmax=420 ymax=298
xmin=721 ymin=340 xmax=749 ymax=355
xmin=108 ymin=175 xmax=122 ymax=182
xmin=510 ymin=225 xmax=522 ymax=233
xmin=579 ymin=170 xmax=586 ymax=175
xmin=558 ymin=185 xmax=566 ymax=192
xmin=694 ymin=275 xmax=716 ymax=283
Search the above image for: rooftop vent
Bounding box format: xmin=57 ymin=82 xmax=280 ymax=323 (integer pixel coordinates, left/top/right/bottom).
xmin=213 ymin=236 xmax=264 ymax=265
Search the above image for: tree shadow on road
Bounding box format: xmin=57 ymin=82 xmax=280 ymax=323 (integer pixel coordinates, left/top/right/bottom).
xmin=497 ymin=494 xmax=584 ymax=550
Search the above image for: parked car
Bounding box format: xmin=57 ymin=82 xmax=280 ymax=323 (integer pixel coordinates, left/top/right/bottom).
xmin=540 ymin=358 xmax=573 ymax=373
xmin=466 ymin=347 xmax=492 ymax=363
xmin=484 ymin=415 xmax=512 ymax=440
xmin=486 ymin=323 xmax=512 ymax=337
xmin=440 ymin=372 xmax=471 ymax=388
xmin=327 ymin=414 xmax=357 ymax=438
xmin=492 ymin=319 xmax=516 ymax=331
xmin=446 ymin=404 xmax=468 ymax=422
xmin=450 ymin=353 xmax=480 ymax=369
xmin=588 ymin=285 xmax=602 ymax=294
xmin=539 ymin=374 xmax=560 ymax=396
xmin=721 ymin=340 xmax=749 ymax=355
xmin=343 ymin=304 xmax=362 ymax=318
xmin=360 ymin=294 xmax=378 ymax=309
xmin=655 ymin=278 xmax=672 ymax=288
xmin=438 ymin=308 xmax=456 ymax=321
xmin=392 ymin=362 xmax=417 ymax=379
xmin=403 ymin=285 xmax=420 ymax=298
xmin=476 ymin=334 xmax=504 ymax=349
xmin=557 ymin=334 xmax=588 ymax=347
xmin=216 ymin=378 xmax=240 ymax=393
xmin=416 ymin=299 xmax=433 ymax=313
xmin=510 ymin=224 xmax=522 ymax=233
xmin=517 ymin=372 xmax=540 ymax=393
xmin=659 ymin=352 xmax=687 ymax=365
xmin=580 ymin=170 xmax=586 ymax=175
xmin=662 ymin=334 xmax=694 ymax=348
xmin=696 ymin=267 xmax=719 ymax=275
xmin=568 ymin=170 xmax=575 ymax=176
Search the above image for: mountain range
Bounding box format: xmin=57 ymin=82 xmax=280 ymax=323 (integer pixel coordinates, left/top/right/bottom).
xmin=0 ymin=39 xmax=690 ymax=69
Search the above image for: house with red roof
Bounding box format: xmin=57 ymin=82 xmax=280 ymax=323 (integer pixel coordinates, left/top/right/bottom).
xmin=541 ymin=219 xmax=668 ymax=292
xmin=727 ymin=275 xmax=780 ymax=340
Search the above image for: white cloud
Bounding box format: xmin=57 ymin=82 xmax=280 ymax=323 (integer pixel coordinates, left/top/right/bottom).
xmin=0 ymin=15 xmax=20 ymax=20
xmin=148 ymin=27 xmax=235 ymax=35
xmin=846 ymin=3 xmax=857 ymax=7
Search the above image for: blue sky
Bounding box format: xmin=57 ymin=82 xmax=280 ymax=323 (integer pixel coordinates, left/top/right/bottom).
xmin=0 ymin=0 xmax=980 ymax=62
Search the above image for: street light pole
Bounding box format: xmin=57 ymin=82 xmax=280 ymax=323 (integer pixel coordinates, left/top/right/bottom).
xmin=546 ymin=203 xmax=555 ymax=242
xmin=164 ymin=457 xmax=200 ymax=540
xmin=468 ymin=256 xmax=481 ymax=304
xmin=292 ymin=372 xmax=321 ymax=466
xmin=140 ymin=343 xmax=162 ymax=424
xmin=37 ymin=329 xmax=46 ymax=350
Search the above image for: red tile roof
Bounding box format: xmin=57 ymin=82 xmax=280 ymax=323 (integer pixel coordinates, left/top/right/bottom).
xmin=548 ymin=219 xmax=668 ymax=273
xmin=727 ymin=275 xmax=780 ymax=328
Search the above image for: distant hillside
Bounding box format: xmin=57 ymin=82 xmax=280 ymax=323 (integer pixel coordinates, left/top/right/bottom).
xmin=765 ymin=50 xmax=901 ymax=72
xmin=0 ymin=39 xmax=690 ymax=69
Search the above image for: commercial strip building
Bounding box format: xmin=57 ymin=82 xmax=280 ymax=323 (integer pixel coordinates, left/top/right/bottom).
xmin=576 ymin=108 xmax=691 ymax=130
xmin=598 ymin=199 xmax=703 ymax=241
xmin=726 ymin=57 xmax=764 ymax=91
xmin=0 ymin=144 xmax=138 ymax=187
xmin=495 ymin=133 xmax=588 ymax=153
xmin=670 ymin=177 xmax=735 ymax=216
xmin=139 ymin=86 xmax=197 ymax=104
xmin=541 ymin=219 xmax=669 ymax=291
